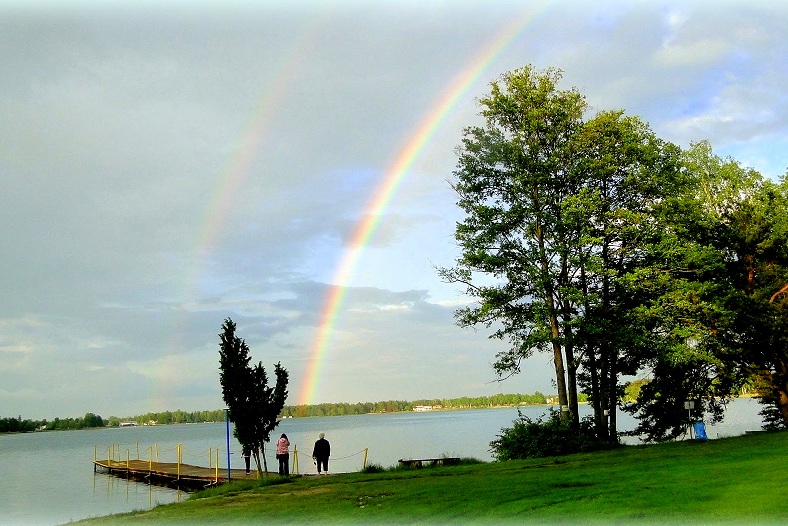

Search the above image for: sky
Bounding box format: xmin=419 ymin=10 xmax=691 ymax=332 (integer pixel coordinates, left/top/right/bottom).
xmin=2 ymin=0 xmax=787 ymax=420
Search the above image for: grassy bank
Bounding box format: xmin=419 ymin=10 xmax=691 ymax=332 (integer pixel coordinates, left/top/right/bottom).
xmin=76 ymin=430 xmax=788 ymax=525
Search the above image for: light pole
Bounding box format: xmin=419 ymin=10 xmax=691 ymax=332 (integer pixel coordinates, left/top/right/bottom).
xmin=684 ymin=401 xmax=695 ymax=439
xmin=225 ymin=408 xmax=231 ymax=482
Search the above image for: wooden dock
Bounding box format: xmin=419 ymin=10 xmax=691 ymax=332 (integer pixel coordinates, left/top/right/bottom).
xmin=94 ymin=459 xmax=265 ymax=490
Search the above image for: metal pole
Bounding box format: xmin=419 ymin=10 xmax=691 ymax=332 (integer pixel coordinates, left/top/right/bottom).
xmin=225 ymin=408 xmax=231 ymax=482
xmin=685 ymin=401 xmax=695 ymax=439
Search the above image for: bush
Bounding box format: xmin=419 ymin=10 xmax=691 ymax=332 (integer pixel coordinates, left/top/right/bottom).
xmin=361 ymin=463 xmax=386 ymax=474
xmin=490 ymin=408 xmax=613 ymax=461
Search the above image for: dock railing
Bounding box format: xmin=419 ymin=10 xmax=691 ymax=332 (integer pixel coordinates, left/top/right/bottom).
xmin=94 ymin=441 xmax=370 ymax=486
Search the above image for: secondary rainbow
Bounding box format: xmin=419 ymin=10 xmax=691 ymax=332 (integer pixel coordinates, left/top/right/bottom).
xmin=298 ymin=8 xmax=544 ymax=405
xmin=156 ymin=24 xmax=322 ymax=410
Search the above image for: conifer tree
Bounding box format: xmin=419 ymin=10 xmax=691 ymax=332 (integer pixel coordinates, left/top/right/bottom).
xmin=219 ymin=318 xmax=289 ymax=474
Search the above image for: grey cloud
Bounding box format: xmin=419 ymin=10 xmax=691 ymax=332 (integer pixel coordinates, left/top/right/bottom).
xmin=2 ymin=1 xmax=785 ymax=418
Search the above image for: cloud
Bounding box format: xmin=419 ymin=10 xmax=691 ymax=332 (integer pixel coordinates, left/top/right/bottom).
xmin=1 ymin=1 xmax=786 ymax=419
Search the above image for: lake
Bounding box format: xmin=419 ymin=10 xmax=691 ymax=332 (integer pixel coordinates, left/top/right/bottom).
xmin=0 ymin=398 xmax=766 ymax=525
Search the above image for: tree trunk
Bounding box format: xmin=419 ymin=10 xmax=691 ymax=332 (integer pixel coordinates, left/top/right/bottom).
xmin=537 ymin=220 xmax=569 ymax=419
xmin=549 ymin=311 xmax=569 ymax=419
xmin=607 ymin=352 xmax=618 ymax=440
xmin=565 ymin=340 xmax=580 ymax=429
xmin=778 ymin=389 xmax=788 ymax=428
xmin=588 ymin=347 xmax=605 ymax=438
xmin=561 ymin=253 xmax=579 ymax=429
xmin=777 ymin=361 xmax=788 ymax=428
xmin=552 ymin=344 xmax=569 ymax=416
xmin=580 ymin=266 xmax=606 ymax=439
xmin=254 ymin=446 xmax=268 ymax=476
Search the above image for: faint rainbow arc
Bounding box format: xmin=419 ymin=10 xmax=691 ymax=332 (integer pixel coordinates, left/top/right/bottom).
xmin=193 ymin=12 xmax=330 ymax=261
xmin=157 ymin=23 xmax=323 ymax=409
xmin=155 ymin=73 xmax=295 ymax=410
xmin=197 ymin=67 xmax=297 ymax=262
xmin=298 ymin=10 xmax=541 ymax=405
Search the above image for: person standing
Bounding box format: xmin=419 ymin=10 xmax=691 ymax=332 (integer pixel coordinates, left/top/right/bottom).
xmin=312 ymin=432 xmax=330 ymax=474
xmin=242 ymin=445 xmax=251 ymax=474
xmin=276 ymin=433 xmax=290 ymax=476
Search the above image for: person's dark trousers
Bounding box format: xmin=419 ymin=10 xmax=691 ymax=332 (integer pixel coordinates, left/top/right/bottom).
xmin=316 ymin=457 xmax=328 ymax=473
xmin=278 ymin=454 xmax=289 ymax=476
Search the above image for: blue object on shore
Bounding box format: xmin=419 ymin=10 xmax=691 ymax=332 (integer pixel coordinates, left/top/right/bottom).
xmin=693 ymin=421 xmax=708 ymax=441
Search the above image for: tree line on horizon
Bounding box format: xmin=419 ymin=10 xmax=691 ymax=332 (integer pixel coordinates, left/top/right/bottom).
xmin=1 ymin=391 xmax=575 ymax=433
xmin=279 ymin=391 xmax=568 ymax=417
xmin=0 ymin=412 xmax=106 ymax=433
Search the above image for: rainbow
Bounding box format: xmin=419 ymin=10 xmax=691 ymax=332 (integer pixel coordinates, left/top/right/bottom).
xmin=157 ymin=22 xmax=323 ymax=409
xmin=194 ymin=36 xmax=318 ymax=262
xmin=297 ymin=8 xmax=544 ymax=405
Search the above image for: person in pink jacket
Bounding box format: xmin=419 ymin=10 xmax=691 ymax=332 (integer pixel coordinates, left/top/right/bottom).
xmin=275 ymin=433 xmax=290 ymax=476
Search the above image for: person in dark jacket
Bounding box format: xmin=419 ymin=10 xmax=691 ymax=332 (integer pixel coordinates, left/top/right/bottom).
xmin=242 ymin=445 xmax=251 ymax=474
xmin=312 ymin=432 xmax=330 ymax=474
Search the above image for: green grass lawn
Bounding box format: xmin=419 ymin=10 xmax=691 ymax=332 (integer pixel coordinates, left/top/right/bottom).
xmin=76 ymin=430 xmax=788 ymax=525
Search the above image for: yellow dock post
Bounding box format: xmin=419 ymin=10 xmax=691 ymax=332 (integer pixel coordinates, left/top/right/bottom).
xmin=363 ymin=448 xmax=368 ymax=470
xmin=293 ymin=445 xmax=299 ymax=475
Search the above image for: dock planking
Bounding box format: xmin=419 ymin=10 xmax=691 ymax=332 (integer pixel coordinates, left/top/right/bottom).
xmin=94 ymin=459 xmax=264 ymax=490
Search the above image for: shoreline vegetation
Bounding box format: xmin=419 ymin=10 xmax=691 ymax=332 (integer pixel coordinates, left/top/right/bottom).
xmin=2 ymin=392 xmax=578 ymax=433
xmin=75 ymin=429 xmax=788 ymax=525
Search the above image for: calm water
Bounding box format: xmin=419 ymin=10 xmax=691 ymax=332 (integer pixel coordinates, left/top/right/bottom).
xmin=0 ymin=399 xmax=765 ymax=525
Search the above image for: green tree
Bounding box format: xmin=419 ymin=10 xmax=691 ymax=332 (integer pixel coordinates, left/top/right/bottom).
xmin=714 ymin=174 xmax=788 ymax=428
xmin=614 ymin=142 xmax=742 ymax=440
xmin=621 ymin=142 xmax=788 ymax=439
xmin=439 ymin=65 xmax=587 ymax=426
xmin=82 ymin=412 xmax=104 ymax=428
xmin=218 ymin=318 xmax=289 ymax=475
xmin=439 ymin=65 xmax=682 ymax=440
xmin=568 ymin=109 xmax=683 ymax=441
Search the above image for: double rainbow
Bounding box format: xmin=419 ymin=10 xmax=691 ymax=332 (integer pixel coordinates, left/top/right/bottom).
xmin=297 ymin=9 xmax=542 ymax=405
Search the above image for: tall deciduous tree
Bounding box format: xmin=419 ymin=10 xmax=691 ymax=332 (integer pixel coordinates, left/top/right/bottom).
xmin=439 ymin=65 xmax=683 ymax=437
xmin=439 ymin=66 xmax=587 ymax=427
xmin=219 ymin=318 xmax=289 ymax=474
xmin=569 ymin=110 xmax=684 ymax=440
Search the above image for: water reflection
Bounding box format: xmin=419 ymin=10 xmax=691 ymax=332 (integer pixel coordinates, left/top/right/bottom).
xmin=92 ymin=470 xmax=186 ymax=510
